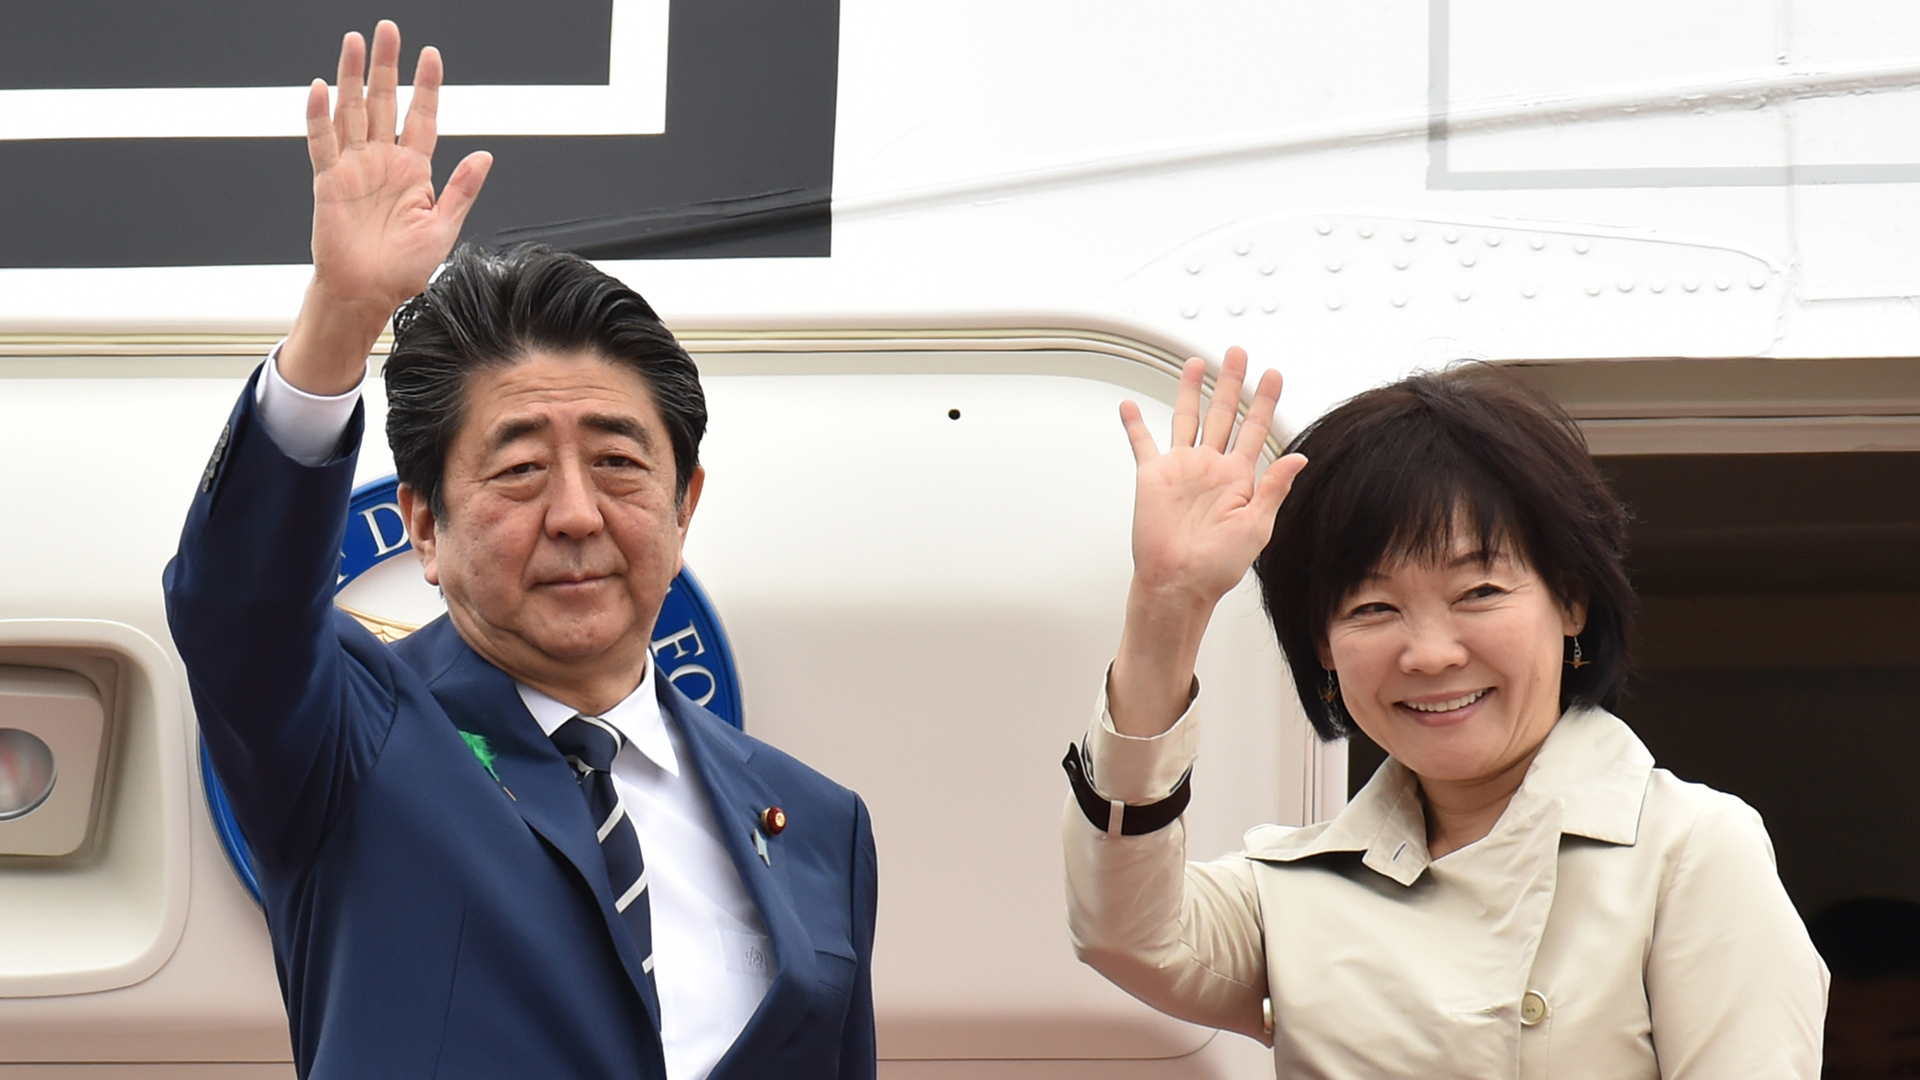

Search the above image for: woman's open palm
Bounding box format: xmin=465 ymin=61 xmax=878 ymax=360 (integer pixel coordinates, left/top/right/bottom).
xmin=1121 ymin=347 xmax=1306 ymax=609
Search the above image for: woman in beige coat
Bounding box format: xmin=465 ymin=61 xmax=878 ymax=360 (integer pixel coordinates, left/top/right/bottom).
xmin=1063 ymin=352 xmax=1827 ymax=1078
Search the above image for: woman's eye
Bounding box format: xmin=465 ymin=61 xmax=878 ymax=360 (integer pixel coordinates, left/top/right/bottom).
xmin=1463 ymin=583 xmax=1504 ymax=601
xmin=1347 ymin=601 xmax=1393 ymax=618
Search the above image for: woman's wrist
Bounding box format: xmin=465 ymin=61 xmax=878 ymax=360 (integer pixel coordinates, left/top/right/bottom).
xmin=1108 ymin=580 xmax=1214 ymax=737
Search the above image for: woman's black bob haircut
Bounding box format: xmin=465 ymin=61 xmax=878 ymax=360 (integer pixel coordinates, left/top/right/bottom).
xmin=1254 ymin=364 xmax=1634 ymax=741
xmin=384 ymin=243 xmax=707 ymax=520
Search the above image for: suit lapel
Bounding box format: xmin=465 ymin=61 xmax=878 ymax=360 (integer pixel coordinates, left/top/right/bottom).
xmin=665 ymin=685 xmax=819 ymax=1077
xmin=400 ymin=620 xmax=663 ymax=1030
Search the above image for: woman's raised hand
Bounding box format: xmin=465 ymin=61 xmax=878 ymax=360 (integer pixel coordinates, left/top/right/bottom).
xmin=1108 ymin=348 xmax=1307 ymax=736
xmin=1123 ymin=348 xmax=1305 ymax=608
xmin=282 ymin=21 xmax=493 ymax=395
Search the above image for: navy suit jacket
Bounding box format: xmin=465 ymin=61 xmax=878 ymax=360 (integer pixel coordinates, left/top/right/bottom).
xmin=164 ymin=374 xmax=878 ymax=1080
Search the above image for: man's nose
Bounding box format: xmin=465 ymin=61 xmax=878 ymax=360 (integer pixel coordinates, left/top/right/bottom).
xmin=545 ymin=459 xmax=604 ymax=537
xmin=1399 ymin=613 xmax=1469 ymax=673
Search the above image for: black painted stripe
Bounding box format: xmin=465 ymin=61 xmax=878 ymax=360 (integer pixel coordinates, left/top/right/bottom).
xmin=0 ymin=0 xmax=836 ymax=265
xmin=0 ymin=0 xmax=612 ymax=90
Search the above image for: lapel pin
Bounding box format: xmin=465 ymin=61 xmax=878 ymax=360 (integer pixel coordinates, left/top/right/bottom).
xmin=760 ymin=806 xmax=787 ymax=835
xmin=753 ymin=828 xmax=772 ymax=867
xmin=460 ymin=730 xmax=515 ymax=801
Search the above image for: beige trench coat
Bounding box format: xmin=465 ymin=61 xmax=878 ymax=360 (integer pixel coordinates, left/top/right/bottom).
xmin=1065 ymin=701 xmax=1828 ymax=1079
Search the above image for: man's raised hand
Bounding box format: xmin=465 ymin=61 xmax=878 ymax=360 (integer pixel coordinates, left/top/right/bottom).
xmin=283 ymin=21 xmax=492 ymax=396
xmin=1107 ymin=348 xmax=1307 ymax=736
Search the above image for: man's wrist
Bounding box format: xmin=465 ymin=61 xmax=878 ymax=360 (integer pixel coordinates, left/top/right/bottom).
xmin=280 ymin=279 xmax=394 ymax=396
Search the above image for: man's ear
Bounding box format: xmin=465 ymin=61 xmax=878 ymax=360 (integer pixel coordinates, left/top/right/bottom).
xmin=670 ymin=466 xmax=705 ymax=575
xmin=397 ymin=483 xmax=441 ymax=587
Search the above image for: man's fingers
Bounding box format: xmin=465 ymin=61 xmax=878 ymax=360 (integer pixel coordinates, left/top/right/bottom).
xmin=1119 ymin=399 xmax=1163 ymax=467
xmin=335 ymin=31 xmax=369 ymax=149
xmin=1232 ymin=368 xmax=1284 ymax=462
xmin=366 ymin=20 xmax=402 ymax=143
xmin=1200 ymin=346 xmax=1248 ymax=451
xmin=1250 ymin=453 xmax=1309 ymax=522
xmin=435 ymin=151 xmax=494 ymax=231
xmin=400 ymin=45 xmax=444 ymax=158
xmin=305 ymin=80 xmax=337 ymax=173
xmin=1169 ymin=356 xmax=1206 ymax=449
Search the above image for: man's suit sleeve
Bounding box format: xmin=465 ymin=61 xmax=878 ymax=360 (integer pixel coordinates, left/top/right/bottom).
xmin=840 ymin=794 xmax=879 ymax=1080
xmin=163 ymin=367 xmax=399 ymax=879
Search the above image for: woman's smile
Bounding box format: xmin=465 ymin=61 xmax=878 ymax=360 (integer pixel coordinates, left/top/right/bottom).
xmin=1399 ymin=688 xmax=1491 ymax=722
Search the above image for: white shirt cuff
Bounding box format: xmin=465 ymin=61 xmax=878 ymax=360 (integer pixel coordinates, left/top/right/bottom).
xmin=1081 ymin=675 xmax=1201 ymax=805
xmin=254 ymin=343 xmax=367 ymax=467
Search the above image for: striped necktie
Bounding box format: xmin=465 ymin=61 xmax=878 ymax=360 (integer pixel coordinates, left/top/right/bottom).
xmin=549 ymin=715 xmax=659 ymax=1002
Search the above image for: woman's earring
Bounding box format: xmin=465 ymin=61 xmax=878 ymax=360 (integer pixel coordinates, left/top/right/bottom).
xmin=1566 ymin=636 xmax=1588 ymax=669
xmin=1321 ymin=669 xmax=1340 ymax=703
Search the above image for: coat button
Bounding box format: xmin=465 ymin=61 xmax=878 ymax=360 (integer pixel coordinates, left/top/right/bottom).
xmin=1520 ymin=990 xmax=1549 ymax=1026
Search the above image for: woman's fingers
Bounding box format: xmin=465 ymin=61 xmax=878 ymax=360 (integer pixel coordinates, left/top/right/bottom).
xmin=334 ymin=31 xmax=368 ymax=149
xmin=400 ymin=45 xmax=444 ymax=158
xmin=365 ymin=21 xmax=401 ymax=144
xmin=1251 ymin=452 xmax=1309 ymax=521
xmin=1233 ymin=368 xmax=1283 ymax=462
xmin=1168 ymin=356 xmax=1206 ymax=449
xmin=1200 ymin=346 xmax=1247 ymax=451
xmin=1118 ymin=399 xmax=1162 ymax=466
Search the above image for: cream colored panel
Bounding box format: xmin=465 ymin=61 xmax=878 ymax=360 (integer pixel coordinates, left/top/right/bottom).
xmin=684 ymin=372 xmax=1309 ymax=1060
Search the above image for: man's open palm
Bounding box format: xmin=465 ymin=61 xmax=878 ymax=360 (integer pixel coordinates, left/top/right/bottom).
xmin=306 ymin=21 xmax=490 ymax=318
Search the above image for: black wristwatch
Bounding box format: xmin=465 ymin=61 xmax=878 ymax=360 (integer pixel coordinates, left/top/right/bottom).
xmin=1062 ymin=742 xmax=1192 ymax=836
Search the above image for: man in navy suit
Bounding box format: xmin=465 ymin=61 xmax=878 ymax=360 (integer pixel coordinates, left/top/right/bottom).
xmin=163 ymin=22 xmax=876 ymax=1080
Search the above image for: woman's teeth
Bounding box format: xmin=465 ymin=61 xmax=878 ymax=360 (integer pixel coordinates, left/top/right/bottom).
xmin=1404 ymin=690 xmax=1488 ymax=713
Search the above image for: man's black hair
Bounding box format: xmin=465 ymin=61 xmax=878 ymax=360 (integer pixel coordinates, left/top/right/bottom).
xmin=384 ymin=243 xmax=707 ymax=518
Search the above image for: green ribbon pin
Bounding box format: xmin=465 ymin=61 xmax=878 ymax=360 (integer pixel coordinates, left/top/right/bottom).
xmin=460 ymin=731 xmax=513 ymax=799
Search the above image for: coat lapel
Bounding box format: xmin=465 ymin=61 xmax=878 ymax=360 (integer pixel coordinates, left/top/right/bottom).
xmin=664 ymin=684 xmax=819 ymax=1077
xmin=398 ymin=619 xmax=663 ymax=1030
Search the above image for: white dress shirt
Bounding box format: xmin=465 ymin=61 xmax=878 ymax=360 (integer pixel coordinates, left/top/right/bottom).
xmin=256 ymin=353 xmax=776 ymax=1080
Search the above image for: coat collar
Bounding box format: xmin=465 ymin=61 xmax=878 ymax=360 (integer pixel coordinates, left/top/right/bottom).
xmin=395 ymin=618 xmax=665 ymax=1030
xmin=1243 ymin=706 xmax=1655 ymax=887
xmin=396 ymin=618 xmax=819 ymax=1077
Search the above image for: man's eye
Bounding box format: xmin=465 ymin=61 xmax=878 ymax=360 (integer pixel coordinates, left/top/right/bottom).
xmin=599 ymin=454 xmax=642 ymax=469
xmin=499 ymin=461 xmax=541 ymax=477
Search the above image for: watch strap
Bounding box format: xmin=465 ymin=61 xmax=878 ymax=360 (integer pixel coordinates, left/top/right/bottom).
xmin=1062 ymin=742 xmax=1192 ymax=837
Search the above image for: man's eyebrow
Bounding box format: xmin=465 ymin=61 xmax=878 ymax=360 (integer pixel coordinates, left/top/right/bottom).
xmin=583 ymin=413 xmax=654 ymax=450
xmin=489 ymin=416 xmax=549 ymax=452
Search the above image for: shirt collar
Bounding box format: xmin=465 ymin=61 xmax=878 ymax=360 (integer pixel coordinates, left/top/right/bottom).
xmin=1242 ymin=706 xmax=1654 ymax=887
xmin=516 ymin=654 xmax=680 ymax=777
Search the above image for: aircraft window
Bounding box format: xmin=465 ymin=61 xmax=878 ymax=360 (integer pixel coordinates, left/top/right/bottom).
xmin=0 ymin=728 xmax=55 ymax=821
